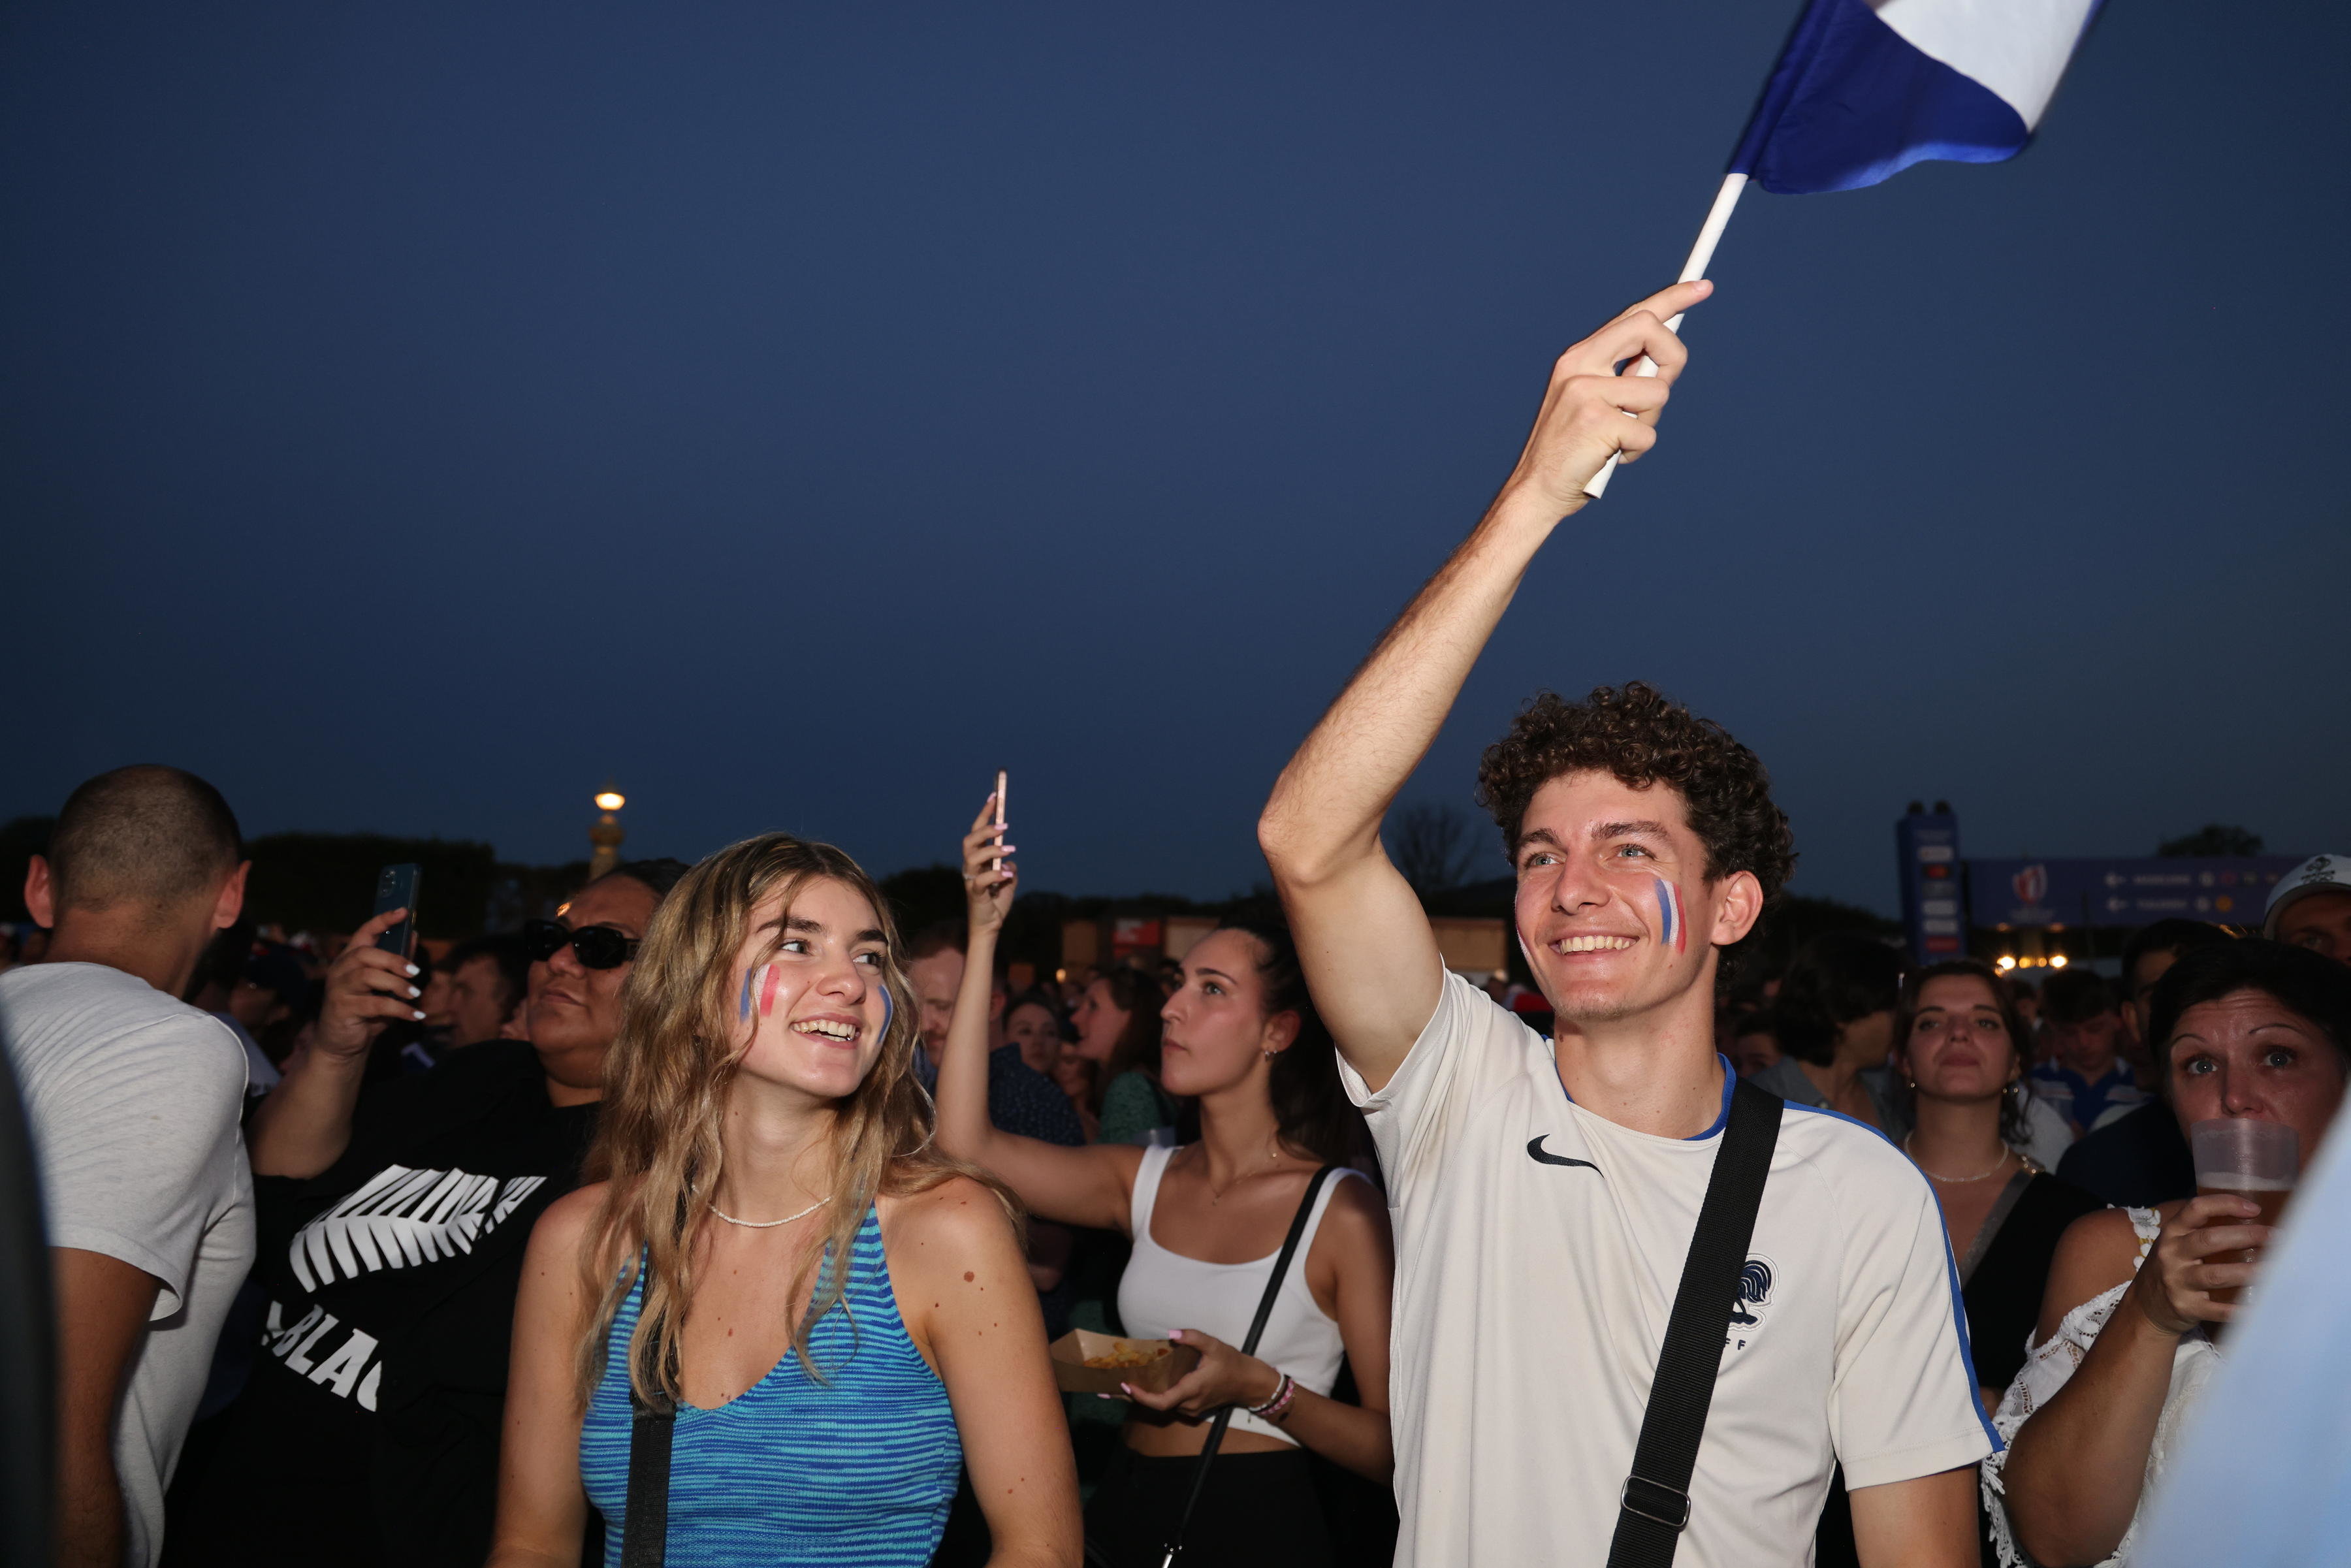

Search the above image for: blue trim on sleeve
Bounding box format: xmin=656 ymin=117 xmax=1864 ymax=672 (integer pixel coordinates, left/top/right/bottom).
xmin=1778 ymin=1100 xmax=2004 ymax=1452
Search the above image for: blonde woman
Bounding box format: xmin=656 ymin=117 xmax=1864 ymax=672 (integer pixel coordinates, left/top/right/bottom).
xmin=488 ymin=833 xmax=1080 ymax=1568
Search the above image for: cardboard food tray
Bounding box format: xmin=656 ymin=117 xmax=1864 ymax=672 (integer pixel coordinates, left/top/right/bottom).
xmin=1049 ymin=1330 xmax=1200 ymax=1395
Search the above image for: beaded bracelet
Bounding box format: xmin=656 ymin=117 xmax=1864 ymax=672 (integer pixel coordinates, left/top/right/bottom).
xmin=1247 ymin=1371 xmax=1297 ymax=1422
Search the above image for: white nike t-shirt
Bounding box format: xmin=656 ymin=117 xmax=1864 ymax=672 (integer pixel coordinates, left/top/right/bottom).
xmin=1343 ymin=972 xmax=1996 ymax=1568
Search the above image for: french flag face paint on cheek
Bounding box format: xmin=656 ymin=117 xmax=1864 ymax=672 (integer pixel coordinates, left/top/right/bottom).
xmin=758 ymin=965 xmax=784 ymax=1017
xmin=878 ymin=985 xmax=893 ymax=1043
xmin=1653 ymin=876 xmax=1687 ymax=954
xmin=738 ymin=965 xmax=758 ymax=1023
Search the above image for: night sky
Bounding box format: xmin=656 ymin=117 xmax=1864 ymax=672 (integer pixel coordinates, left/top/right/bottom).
xmin=7 ymin=0 xmax=2346 ymax=916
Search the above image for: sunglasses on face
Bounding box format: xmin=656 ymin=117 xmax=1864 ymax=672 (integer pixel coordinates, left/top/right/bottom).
xmin=521 ymin=918 xmax=641 ymax=970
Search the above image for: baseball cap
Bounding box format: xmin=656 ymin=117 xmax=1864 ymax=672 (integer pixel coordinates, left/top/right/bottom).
xmin=2264 ymin=855 xmax=2351 ymax=937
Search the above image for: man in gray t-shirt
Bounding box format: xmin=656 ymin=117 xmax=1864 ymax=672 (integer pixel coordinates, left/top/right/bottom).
xmin=0 ymin=766 xmax=257 ymax=1568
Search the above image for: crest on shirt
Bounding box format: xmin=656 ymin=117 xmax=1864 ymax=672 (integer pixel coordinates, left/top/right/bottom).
xmin=1725 ymin=1254 xmax=1776 ymax=1351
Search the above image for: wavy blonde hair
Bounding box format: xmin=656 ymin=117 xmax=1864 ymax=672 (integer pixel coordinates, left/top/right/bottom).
xmin=573 ymin=831 xmax=1017 ymax=1409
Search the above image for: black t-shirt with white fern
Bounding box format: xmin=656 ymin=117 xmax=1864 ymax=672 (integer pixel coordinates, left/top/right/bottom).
xmin=170 ymin=1043 xmax=596 ymax=1568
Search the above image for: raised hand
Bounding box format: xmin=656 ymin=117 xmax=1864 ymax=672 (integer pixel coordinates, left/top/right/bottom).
xmin=1503 ymin=278 xmax=1712 ymax=513
xmin=313 ymin=907 xmax=425 ymax=1062
xmin=960 ymin=793 xmax=1017 ymax=936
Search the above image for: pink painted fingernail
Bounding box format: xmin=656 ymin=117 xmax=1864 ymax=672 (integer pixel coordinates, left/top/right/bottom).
xmin=1120 ymin=1383 xmax=1134 ymax=1396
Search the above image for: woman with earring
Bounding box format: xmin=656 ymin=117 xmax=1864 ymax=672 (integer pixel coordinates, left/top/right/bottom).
xmin=936 ymin=796 xmax=1393 ymax=1568
xmin=1895 ymin=959 xmax=2102 ymax=1416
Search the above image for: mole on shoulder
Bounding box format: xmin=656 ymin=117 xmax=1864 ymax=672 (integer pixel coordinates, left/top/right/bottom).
xmin=963 ymin=1271 xmax=975 ymax=1282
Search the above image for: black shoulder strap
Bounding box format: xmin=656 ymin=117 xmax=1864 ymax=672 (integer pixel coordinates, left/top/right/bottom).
xmin=1605 ymin=1078 xmax=1783 ymax=1568
xmin=622 ymin=1277 xmax=680 ymax=1568
xmin=1157 ymin=1162 xmax=1340 ymax=1567
xmin=621 ymin=1385 xmax=676 ymax=1568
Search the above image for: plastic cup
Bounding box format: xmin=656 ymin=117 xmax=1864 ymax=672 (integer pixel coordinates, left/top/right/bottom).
xmin=2190 ymin=1118 xmax=2298 ymax=1305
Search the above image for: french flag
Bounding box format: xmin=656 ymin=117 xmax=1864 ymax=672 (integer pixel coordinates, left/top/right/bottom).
xmin=1730 ymin=0 xmax=2104 ymax=194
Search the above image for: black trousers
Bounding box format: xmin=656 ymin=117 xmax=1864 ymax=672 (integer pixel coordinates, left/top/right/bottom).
xmin=1083 ymin=1446 xmax=1335 ymax=1568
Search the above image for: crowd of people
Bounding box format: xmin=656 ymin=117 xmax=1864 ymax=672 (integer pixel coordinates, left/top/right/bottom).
xmin=7 ymin=283 xmax=2351 ymax=1568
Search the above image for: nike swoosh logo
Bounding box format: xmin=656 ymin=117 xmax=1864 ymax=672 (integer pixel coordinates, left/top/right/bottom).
xmin=1526 ymin=1136 xmax=1600 ymax=1171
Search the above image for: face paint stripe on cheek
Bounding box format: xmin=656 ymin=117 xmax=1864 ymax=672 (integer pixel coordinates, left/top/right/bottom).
xmin=739 ymin=966 xmax=757 ymax=1023
xmin=758 ymin=964 xmax=783 ymax=1017
xmin=1654 ymin=876 xmax=1686 ymax=953
xmin=879 ymin=985 xmax=893 ymax=1042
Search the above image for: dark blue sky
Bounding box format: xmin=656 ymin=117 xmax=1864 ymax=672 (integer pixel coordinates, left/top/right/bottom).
xmin=7 ymin=0 xmax=2345 ymax=916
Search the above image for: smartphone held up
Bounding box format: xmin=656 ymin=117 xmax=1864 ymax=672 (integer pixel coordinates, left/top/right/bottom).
xmin=372 ymin=863 xmax=423 ymax=961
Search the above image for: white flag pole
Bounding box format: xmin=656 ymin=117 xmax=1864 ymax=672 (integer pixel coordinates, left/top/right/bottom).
xmin=1580 ymin=172 xmax=1748 ymax=500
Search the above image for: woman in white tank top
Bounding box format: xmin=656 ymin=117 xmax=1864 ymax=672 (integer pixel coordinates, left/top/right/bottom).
xmin=934 ymin=796 xmax=1395 ymax=1568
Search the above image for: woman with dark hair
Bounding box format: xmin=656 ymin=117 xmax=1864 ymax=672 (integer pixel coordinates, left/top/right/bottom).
xmin=1070 ymin=967 xmax=1175 ymax=1145
xmin=1893 ymin=960 xmax=2102 ymax=1416
xmin=936 ymin=797 xmax=1393 ymax=1568
xmin=1750 ymin=931 xmax=1907 ymax=1134
xmin=1988 ymin=940 xmax=2351 ymax=1568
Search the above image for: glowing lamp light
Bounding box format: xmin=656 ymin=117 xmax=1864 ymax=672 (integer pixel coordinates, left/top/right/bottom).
xmin=2049 ymin=953 xmax=2069 ymax=968
xmin=1996 ymin=955 xmax=2017 ymax=971
xmin=595 ymin=792 xmax=626 ymax=812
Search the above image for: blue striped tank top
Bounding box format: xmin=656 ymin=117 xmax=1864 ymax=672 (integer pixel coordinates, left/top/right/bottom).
xmin=580 ymin=1207 xmax=962 ymax=1567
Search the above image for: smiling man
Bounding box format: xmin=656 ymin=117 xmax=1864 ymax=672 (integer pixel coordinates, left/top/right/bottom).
xmin=173 ymin=860 xmax=686 ymax=1568
xmin=1259 ymin=283 xmax=1990 ymax=1567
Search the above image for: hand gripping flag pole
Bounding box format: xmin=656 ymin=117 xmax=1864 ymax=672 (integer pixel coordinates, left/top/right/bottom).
xmin=1579 ymin=174 xmax=1746 ymax=501
xmin=1581 ymin=0 xmax=2104 ymax=501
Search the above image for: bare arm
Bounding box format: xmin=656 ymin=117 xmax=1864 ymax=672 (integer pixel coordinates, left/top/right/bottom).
xmin=934 ymin=801 xmax=1141 ymax=1233
xmin=893 ymin=1180 xmax=1083 ymax=1568
xmin=2004 ymin=1198 xmax=2263 ymax=1566
xmin=485 ymin=1187 xmax=601 ymax=1568
xmin=248 ymin=907 xmax=419 ymax=1177
xmin=52 ymin=1248 xmax=158 ymax=1568
xmin=1258 ymin=283 xmax=1708 ymax=1092
xmin=1848 ymin=1467 xmax=1977 ymax=1568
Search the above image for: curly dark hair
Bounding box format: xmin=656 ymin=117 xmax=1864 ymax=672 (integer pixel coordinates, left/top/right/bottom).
xmin=1474 ymin=682 xmax=1796 ymax=906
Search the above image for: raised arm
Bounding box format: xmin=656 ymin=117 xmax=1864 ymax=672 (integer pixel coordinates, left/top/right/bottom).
xmin=1258 ymin=282 xmax=1707 ymax=1091
xmin=248 ymin=906 xmax=421 ymax=1177
xmin=933 ymin=797 xmax=1141 ymax=1234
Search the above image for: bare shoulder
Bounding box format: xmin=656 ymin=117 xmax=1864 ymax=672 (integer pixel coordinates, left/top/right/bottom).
xmin=2035 ymin=1206 xmax=2147 ymax=1341
xmin=880 ymin=1175 xmax=1023 ymax=1281
xmin=2053 ymin=1205 xmax=2149 ymax=1281
xmin=528 ymin=1179 xmax=609 ymax=1262
xmin=1317 ymin=1171 xmax=1392 ymax=1247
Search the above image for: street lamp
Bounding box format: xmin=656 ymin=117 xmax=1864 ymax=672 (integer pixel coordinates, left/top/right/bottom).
xmin=589 ymin=786 xmax=627 ymax=880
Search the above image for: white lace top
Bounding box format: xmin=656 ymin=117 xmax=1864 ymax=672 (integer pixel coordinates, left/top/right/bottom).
xmin=1981 ymin=1208 xmax=2222 ymax=1567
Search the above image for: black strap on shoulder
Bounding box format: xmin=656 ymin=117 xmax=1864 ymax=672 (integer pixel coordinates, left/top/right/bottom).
xmin=1156 ymin=1162 xmax=1340 ymax=1567
xmin=621 ymin=1387 xmax=676 ymax=1568
xmin=621 ymin=1307 xmax=680 ymax=1568
xmin=1605 ymin=1078 xmax=1783 ymax=1568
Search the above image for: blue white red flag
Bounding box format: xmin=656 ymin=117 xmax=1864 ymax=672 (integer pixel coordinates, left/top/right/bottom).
xmin=1728 ymin=0 xmax=2103 ymax=195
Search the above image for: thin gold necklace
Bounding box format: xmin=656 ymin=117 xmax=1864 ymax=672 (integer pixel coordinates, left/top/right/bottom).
xmin=1204 ymin=1145 xmax=1283 ymax=1205
xmin=1903 ymin=1134 xmax=2011 ymax=1184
